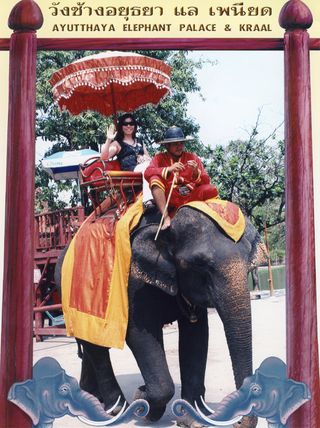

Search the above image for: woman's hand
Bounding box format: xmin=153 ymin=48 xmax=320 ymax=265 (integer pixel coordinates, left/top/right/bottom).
xmin=137 ymin=154 xmax=151 ymax=164
xmin=101 ymin=125 xmax=118 ymax=160
xmin=105 ymin=124 xmax=116 ymax=141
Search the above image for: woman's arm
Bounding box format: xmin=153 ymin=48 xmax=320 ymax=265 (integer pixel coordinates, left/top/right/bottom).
xmin=136 ymin=142 xmax=151 ymax=163
xmin=142 ymin=143 xmax=150 ymax=158
xmin=101 ymin=141 xmax=121 ymax=160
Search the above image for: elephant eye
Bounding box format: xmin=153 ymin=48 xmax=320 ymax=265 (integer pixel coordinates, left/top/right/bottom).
xmin=59 ymin=384 xmax=71 ymax=396
xmin=250 ymin=383 xmax=262 ymax=395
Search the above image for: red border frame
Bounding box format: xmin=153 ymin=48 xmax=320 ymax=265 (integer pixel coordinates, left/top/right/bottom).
xmin=0 ymin=36 xmax=319 ymax=50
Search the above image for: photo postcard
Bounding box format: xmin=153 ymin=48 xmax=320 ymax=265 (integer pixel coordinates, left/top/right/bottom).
xmin=0 ymin=0 xmax=319 ymax=427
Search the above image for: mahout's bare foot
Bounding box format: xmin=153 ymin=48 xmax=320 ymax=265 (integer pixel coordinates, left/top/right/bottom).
xmin=161 ymin=215 xmax=171 ymax=230
xmin=233 ymin=415 xmax=258 ymax=428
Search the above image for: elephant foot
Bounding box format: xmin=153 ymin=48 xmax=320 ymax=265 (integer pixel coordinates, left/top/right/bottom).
xmin=107 ymin=398 xmax=128 ymax=416
xmin=133 ymin=385 xmax=166 ymax=422
xmin=133 ymin=385 xmax=146 ymax=400
xmin=145 ymin=405 xmax=167 ymax=422
xmin=79 ymin=376 xmax=104 ymax=404
xmin=233 ymin=415 xmax=258 ymax=428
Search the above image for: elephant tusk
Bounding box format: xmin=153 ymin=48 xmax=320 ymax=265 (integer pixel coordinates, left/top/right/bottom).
xmin=77 ymin=400 xmax=127 ymax=426
xmin=194 ymin=401 xmax=242 ymax=426
xmin=105 ymin=395 xmax=122 ymax=414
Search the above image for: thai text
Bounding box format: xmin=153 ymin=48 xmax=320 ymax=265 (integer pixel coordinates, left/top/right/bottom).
xmin=49 ymin=2 xmax=164 ymax=20
xmin=209 ymin=3 xmax=272 ymax=17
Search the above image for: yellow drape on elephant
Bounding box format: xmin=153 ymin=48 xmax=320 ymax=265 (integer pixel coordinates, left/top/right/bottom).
xmin=61 ymin=197 xmax=144 ymax=349
xmin=184 ymin=198 xmax=245 ymax=242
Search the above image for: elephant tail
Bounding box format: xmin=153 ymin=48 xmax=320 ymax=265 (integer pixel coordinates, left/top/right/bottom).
xmin=54 ymin=243 xmax=70 ymax=294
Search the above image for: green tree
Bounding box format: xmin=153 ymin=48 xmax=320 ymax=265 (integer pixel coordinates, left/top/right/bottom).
xmin=267 ymin=222 xmax=285 ymax=264
xmin=204 ymin=116 xmax=285 ymax=234
xmin=35 ymin=50 xmax=211 ymax=208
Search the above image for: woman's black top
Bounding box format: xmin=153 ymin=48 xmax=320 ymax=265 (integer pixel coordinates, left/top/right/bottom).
xmin=116 ymin=139 xmax=144 ymax=171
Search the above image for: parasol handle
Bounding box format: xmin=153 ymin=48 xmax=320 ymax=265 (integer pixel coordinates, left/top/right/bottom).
xmin=110 ymin=83 xmax=117 ymax=127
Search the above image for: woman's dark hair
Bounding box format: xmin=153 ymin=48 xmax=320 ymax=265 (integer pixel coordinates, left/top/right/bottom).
xmin=114 ymin=113 xmax=138 ymax=142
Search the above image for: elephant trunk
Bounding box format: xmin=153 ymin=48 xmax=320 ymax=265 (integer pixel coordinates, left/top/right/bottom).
xmin=212 ymin=263 xmax=253 ymax=390
xmin=69 ymin=390 xmax=126 ymax=425
xmin=78 ymin=398 xmax=150 ymax=426
xmin=195 ymin=390 xmax=253 ymax=426
xmin=213 ymin=390 xmax=251 ymax=420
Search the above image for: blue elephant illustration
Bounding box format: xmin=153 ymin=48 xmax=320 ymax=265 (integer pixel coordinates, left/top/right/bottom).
xmin=172 ymin=356 xmax=311 ymax=428
xmin=8 ymin=357 xmax=149 ymax=428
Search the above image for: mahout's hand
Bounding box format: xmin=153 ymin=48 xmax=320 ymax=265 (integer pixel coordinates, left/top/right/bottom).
xmin=186 ymin=160 xmax=198 ymax=171
xmin=168 ymin=162 xmax=185 ymax=174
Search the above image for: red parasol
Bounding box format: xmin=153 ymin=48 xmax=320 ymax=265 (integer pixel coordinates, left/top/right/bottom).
xmin=49 ymin=51 xmax=171 ymax=120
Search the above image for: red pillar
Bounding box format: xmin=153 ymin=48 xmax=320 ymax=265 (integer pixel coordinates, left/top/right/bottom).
xmin=279 ymin=1 xmax=320 ymax=426
xmin=0 ymin=1 xmax=43 ymax=427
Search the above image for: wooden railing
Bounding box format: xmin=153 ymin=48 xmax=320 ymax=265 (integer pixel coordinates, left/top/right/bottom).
xmin=34 ymin=206 xmax=85 ymax=252
xmin=33 ymin=207 xmax=86 ymax=341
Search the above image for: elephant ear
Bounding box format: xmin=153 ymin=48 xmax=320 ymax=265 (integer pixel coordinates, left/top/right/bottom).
xmin=279 ymin=379 xmax=311 ymax=424
xmin=131 ymin=224 xmax=177 ymax=295
xmin=8 ymin=379 xmax=40 ymax=425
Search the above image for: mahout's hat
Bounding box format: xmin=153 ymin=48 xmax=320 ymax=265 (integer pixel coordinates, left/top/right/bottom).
xmin=158 ymin=126 xmax=194 ymax=144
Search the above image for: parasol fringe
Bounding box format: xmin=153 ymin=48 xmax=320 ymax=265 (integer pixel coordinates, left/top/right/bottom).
xmin=49 ymin=51 xmax=172 ymax=117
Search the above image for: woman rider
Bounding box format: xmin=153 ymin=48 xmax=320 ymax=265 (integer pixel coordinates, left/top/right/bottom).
xmin=101 ymin=113 xmax=154 ymax=210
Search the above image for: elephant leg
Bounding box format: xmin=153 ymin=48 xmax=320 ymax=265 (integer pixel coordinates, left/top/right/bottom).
xmin=178 ymin=307 xmax=208 ymax=410
xmin=126 ymin=323 xmax=175 ymax=421
xmin=78 ymin=340 xmax=103 ymax=403
xmin=77 ymin=339 xmax=126 ymax=412
xmin=251 ymin=268 xmax=260 ymax=292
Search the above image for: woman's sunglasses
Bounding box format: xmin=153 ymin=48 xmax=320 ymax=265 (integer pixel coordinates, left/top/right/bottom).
xmin=122 ymin=121 xmax=135 ymax=126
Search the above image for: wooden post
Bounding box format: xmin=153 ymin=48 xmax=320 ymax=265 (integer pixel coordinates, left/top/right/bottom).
xmin=279 ymin=1 xmax=320 ymax=426
xmin=264 ymin=222 xmax=274 ymax=296
xmin=0 ymin=1 xmax=43 ymax=427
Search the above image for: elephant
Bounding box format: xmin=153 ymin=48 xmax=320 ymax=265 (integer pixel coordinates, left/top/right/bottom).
xmin=172 ymin=356 xmax=311 ymax=428
xmin=7 ymin=356 xmax=149 ymax=428
xmin=55 ymin=205 xmax=266 ymax=428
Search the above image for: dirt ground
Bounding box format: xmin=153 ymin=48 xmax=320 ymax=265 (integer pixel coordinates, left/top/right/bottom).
xmin=32 ymin=290 xmax=286 ymax=428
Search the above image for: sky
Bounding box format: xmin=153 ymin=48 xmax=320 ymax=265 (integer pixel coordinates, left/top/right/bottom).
xmin=186 ymin=50 xmax=284 ymax=146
